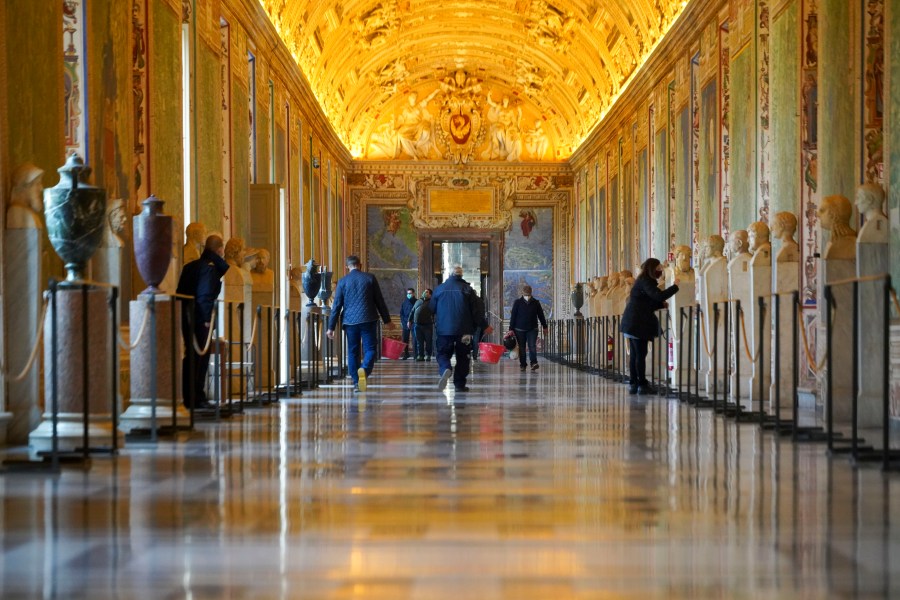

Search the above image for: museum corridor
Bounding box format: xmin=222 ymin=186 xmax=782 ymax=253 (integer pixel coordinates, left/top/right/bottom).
xmin=1 ymin=359 xmax=897 ymax=599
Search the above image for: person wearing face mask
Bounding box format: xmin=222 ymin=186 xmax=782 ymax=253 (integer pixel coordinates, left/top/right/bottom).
xmin=408 ymin=288 xmax=434 ymax=361
xmin=399 ymin=287 xmax=417 ymax=360
xmin=619 ymin=258 xmax=680 ymax=395
xmin=508 ymin=285 xmax=548 ymax=372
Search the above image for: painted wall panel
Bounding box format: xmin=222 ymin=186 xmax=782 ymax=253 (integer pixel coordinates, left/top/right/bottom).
xmin=675 ymin=108 xmax=692 ymax=246
xmin=730 ymin=46 xmax=757 ymax=230
xmin=699 ymin=80 xmax=718 ymax=237
xmin=770 ymin=1 xmax=801 ymax=218
xmin=196 ymin=41 xmax=224 ymax=231
xmin=653 ymin=129 xmax=669 ymax=258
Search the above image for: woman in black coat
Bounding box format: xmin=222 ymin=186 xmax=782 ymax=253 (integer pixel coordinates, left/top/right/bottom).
xmin=619 ymin=258 xmax=679 ymax=394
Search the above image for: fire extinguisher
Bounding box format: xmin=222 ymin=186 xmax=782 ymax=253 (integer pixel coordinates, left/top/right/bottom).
xmin=606 ymin=335 xmax=614 ymax=364
xmin=667 ymin=340 xmax=674 ymax=371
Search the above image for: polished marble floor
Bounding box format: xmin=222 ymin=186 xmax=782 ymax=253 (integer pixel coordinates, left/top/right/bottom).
xmin=1 ymin=357 xmax=898 ymax=599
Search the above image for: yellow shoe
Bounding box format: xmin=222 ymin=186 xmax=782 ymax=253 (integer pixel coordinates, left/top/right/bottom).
xmin=357 ymin=368 xmax=367 ymax=392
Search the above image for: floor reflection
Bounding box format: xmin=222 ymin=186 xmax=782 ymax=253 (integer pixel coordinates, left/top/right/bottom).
xmin=1 ymin=360 xmax=898 ymax=598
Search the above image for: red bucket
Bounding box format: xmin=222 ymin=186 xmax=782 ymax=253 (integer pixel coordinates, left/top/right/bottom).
xmin=478 ymin=342 xmax=505 ymax=364
xmin=381 ymin=337 xmax=407 ymax=360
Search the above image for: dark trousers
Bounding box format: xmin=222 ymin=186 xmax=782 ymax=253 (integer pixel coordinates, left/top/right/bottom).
xmin=628 ymin=337 xmax=649 ymax=386
xmin=401 ymin=325 xmax=412 ymax=357
xmin=182 ymin=322 xmax=211 ymax=408
xmin=345 ymin=321 xmax=379 ymax=384
xmin=414 ymin=324 xmax=433 ymax=358
xmin=436 ymin=335 xmax=471 ymax=387
xmin=514 ymin=328 xmax=539 ymax=367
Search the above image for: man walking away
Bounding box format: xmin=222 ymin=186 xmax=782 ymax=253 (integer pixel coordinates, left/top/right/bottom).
xmin=509 ymin=285 xmax=548 ymax=372
xmin=399 ymin=287 xmax=416 ymax=359
xmin=409 ymin=288 xmax=434 ymax=361
xmin=176 ymin=235 xmax=229 ymax=409
xmin=326 ymin=255 xmax=392 ymax=393
xmin=429 ymin=266 xmax=493 ymax=392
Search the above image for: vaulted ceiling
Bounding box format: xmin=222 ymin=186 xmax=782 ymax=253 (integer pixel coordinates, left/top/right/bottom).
xmin=258 ymin=0 xmax=687 ymax=161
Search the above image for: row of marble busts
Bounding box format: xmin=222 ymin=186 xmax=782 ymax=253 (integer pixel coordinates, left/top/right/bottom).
xmin=582 ymin=270 xmax=635 ymax=318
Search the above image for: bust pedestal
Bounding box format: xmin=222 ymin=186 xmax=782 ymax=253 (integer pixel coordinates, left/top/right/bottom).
xmin=4 ymin=227 xmax=42 ymax=443
xmin=820 ymin=258 xmax=856 ymax=422
xmin=857 ymin=239 xmax=888 ymax=427
xmin=120 ymin=295 xmax=188 ymax=432
xmin=667 ymin=276 xmax=695 ymax=388
xmin=728 ymin=257 xmax=752 ymax=404
xmin=251 ymin=271 xmax=275 ymax=394
xmin=749 ymin=258 xmax=772 ymax=410
xmin=701 ymin=259 xmax=728 ymax=397
xmin=29 ymin=286 xmax=123 ymax=453
xmin=771 ymin=258 xmax=799 ymax=413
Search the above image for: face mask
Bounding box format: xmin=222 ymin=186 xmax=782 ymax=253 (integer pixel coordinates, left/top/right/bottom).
xmin=523 ymin=295 xmax=532 ymax=300
xmin=407 ymin=293 xmax=413 ymax=299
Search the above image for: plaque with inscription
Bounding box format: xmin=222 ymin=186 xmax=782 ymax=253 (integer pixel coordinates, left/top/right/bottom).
xmin=428 ymin=189 xmax=494 ymax=216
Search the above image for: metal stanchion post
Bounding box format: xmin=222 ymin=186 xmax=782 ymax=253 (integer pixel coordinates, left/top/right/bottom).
xmin=792 ymin=292 xmax=800 ymax=441
xmin=51 ymin=282 xmax=60 ymax=468
xmin=170 ymin=295 xmax=178 ymax=430
xmin=275 ymin=308 xmax=281 ymax=402
xmin=149 ymin=294 xmax=158 ymax=443
xmin=774 ymin=294 xmax=782 ymax=428
xmin=851 ymin=281 xmax=859 ymax=457
xmin=758 ymin=297 xmax=765 ymax=425
xmin=227 ymin=301 xmax=233 ymax=409
xmin=256 ymin=306 xmax=263 ymax=401
xmin=712 ymin=303 xmax=719 ymax=411
xmin=883 ymin=278 xmax=891 ymax=471
xmin=110 ymin=287 xmax=120 ymax=450
xmin=80 ymin=284 xmax=90 ymax=460
xmin=238 ymin=302 xmax=245 ymax=412
xmin=825 ymin=285 xmax=834 ymax=451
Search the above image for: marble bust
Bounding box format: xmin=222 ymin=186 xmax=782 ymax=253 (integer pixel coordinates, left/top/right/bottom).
xmin=818 ymin=194 xmax=857 ymax=260
xmin=183 ymin=222 xmax=207 ymax=263
xmin=7 ymin=163 xmax=43 ymax=229
xmin=748 ymin=221 xmax=771 ymax=266
xmin=251 ymin=248 xmax=275 ymax=291
xmin=770 ymin=211 xmax=799 ymax=263
xmin=727 ymin=230 xmax=750 ymax=261
xmin=672 ymin=245 xmax=695 ymax=282
xmin=855 ymin=183 xmax=888 ymax=244
xmin=100 ymin=198 xmax=126 ymax=248
xmin=705 ymin=235 xmax=726 ymax=267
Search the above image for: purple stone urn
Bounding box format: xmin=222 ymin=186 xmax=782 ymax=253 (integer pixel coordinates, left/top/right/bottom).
xmin=133 ymin=195 xmax=172 ymax=294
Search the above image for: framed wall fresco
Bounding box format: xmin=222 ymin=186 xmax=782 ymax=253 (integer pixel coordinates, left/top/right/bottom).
xmin=699 ymin=79 xmax=718 ymax=238
xmin=364 ymin=205 xmax=419 ymax=311
xmin=503 ymin=206 xmax=554 ymax=319
xmin=653 ymin=127 xmax=669 ymax=259
xmin=675 ymin=107 xmax=692 ymax=247
xmin=638 ymin=148 xmax=649 ymax=262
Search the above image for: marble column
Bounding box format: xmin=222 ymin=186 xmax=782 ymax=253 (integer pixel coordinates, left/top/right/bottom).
xmin=119 ymin=294 xmax=188 ymax=433
xmin=3 ymin=227 xmax=43 ymax=443
xmin=29 ymin=286 xmax=122 ymax=453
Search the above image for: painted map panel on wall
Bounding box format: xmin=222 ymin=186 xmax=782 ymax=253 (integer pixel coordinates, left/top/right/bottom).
xmin=699 ymin=80 xmax=718 ymax=237
xmin=623 ymin=161 xmax=633 ymax=271
xmin=503 ymin=207 xmax=553 ymax=319
xmin=366 ymin=206 xmax=418 ymax=313
xmin=638 ymin=149 xmax=649 ymax=262
xmin=675 ymin=108 xmax=692 ymax=247
xmin=653 ymin=129 xmax=669 ymax=258
xmin=730 ymin=47 xmax=756 ymax=231
xmin=598 ymin=186 xmax=607 ymax=271
xmin=610 ymin=175 xmax=620 ymax=270
xmin=586 ymin=192 xmax=595 ymax=277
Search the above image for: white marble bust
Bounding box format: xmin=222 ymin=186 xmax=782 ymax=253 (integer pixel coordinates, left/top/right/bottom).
xmin=183 ymin=222 xmax=207 ymax=263
xmin=818 ymin=194 xmax=857 ymax=260
xmin=7 ymin=163 xmax=43 ymax=230
xmin=856 ymin=183 xmax=888 ymax=244
xmin=250 ymin=248 xmax=275 ymax=292
xmin=100 ymin=198 xmax=126 ymax=248
xmin=670 ymin=244 xmax=695 ymax=283
xmin=770 ymin=211 xmax=799 ymax=263
xmin=727 ymin=230 xmax=751 ymax=266
xmin=748 ymin=221 xmax=771 ymax=266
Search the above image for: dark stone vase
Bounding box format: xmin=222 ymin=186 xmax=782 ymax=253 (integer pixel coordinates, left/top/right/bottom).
xmin=43 ymin=154 xmax=107 ymax=282
xmin=133 ymin=195 xmax=173 ymax=294
xmin=301 ymin=258 xmax=321 ymax=307
xmin=571 ymin=282 xmax=584 ymax=317
xmin=317 ymin=271 xmax=333 ymax=304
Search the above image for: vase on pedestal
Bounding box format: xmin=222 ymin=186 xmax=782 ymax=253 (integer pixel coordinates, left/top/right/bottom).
xmin=43 ymin=154 xmax=106 ymax=282
xmin=317 ymin=270 xmax=333 ymax=305
xmin=302 ymin=258 xmax=321 ymax=306
xmin=571 ymin=283 xmax=584 ymax=317
xmin=133 ymin=195 xmax=173 ymax=294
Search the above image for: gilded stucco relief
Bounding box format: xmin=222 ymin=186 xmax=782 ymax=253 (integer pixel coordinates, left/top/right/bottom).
xmin=257 ymin=0 xmax=689 ymax=161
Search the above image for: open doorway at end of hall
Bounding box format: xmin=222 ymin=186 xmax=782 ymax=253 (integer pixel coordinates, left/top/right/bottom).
xmin=416 ymin=230 xmax=504 ymax=336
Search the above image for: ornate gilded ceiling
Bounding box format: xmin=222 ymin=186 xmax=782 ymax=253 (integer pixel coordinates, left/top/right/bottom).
xmin=258 ymin=0 xmax=687 ymax=162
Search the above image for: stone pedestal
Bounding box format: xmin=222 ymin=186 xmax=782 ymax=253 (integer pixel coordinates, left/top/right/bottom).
xmin=771 ymin=260 xmax=799 ymax=412
xmin=4 ymin=228 xmax=42 ymax=443
xmin=701 ymin=259 xmax=728 ymax=397
xmin=119 ymin=295 xmax=188 ymax=433
xmin=820 ymin=259 xmax=855 ymax=422
xmin=728 ymin=257 xmax=752 ymax=404
xmin=252 ymin=291 xmax=274 ymax=391
xmin=667 ymin=278 xmax=695 ymax=387
xmin=857 ymin=242 xmax=888 ymax=427
xmin=749 ymin=261 xmax=772 ymax=410
xmin=30 ymin=286 xmax=122 ymax=453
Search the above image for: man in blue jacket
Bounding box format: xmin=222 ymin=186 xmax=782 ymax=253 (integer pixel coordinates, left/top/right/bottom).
xmin=429 ymin=265 xmax=493 ymax=392
xmin=399 ymin=287 xmax=416 ymax=359
xmin=176 ymin=234 xmax=229 ymax=409
xmin=326 ymin=255 xmax=392 ymax=393
xmin=509 ymin=284 xmax=548 ymax=372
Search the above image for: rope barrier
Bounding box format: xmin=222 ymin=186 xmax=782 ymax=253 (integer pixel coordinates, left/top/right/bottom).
xmin=244 ymin=311 xmax=259 ymax=350
xmin=116 ymin=303 xmax=152 ymax=351
xmin=797 ymin=303 xmax=829 ymax=376
xmin=699 ymin=311 xmax=713 ymax=358
xmin=191 ymin=310 xmax=217 ymax=356
xmin=0 ymin=295 xmax=49 ymax=382
xmin=737 ymin=306 xmax=761 ymax=364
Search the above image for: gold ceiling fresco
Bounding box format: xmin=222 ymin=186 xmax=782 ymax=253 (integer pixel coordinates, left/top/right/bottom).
xmin=258 ymin=0 xmax=688 ymax=162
